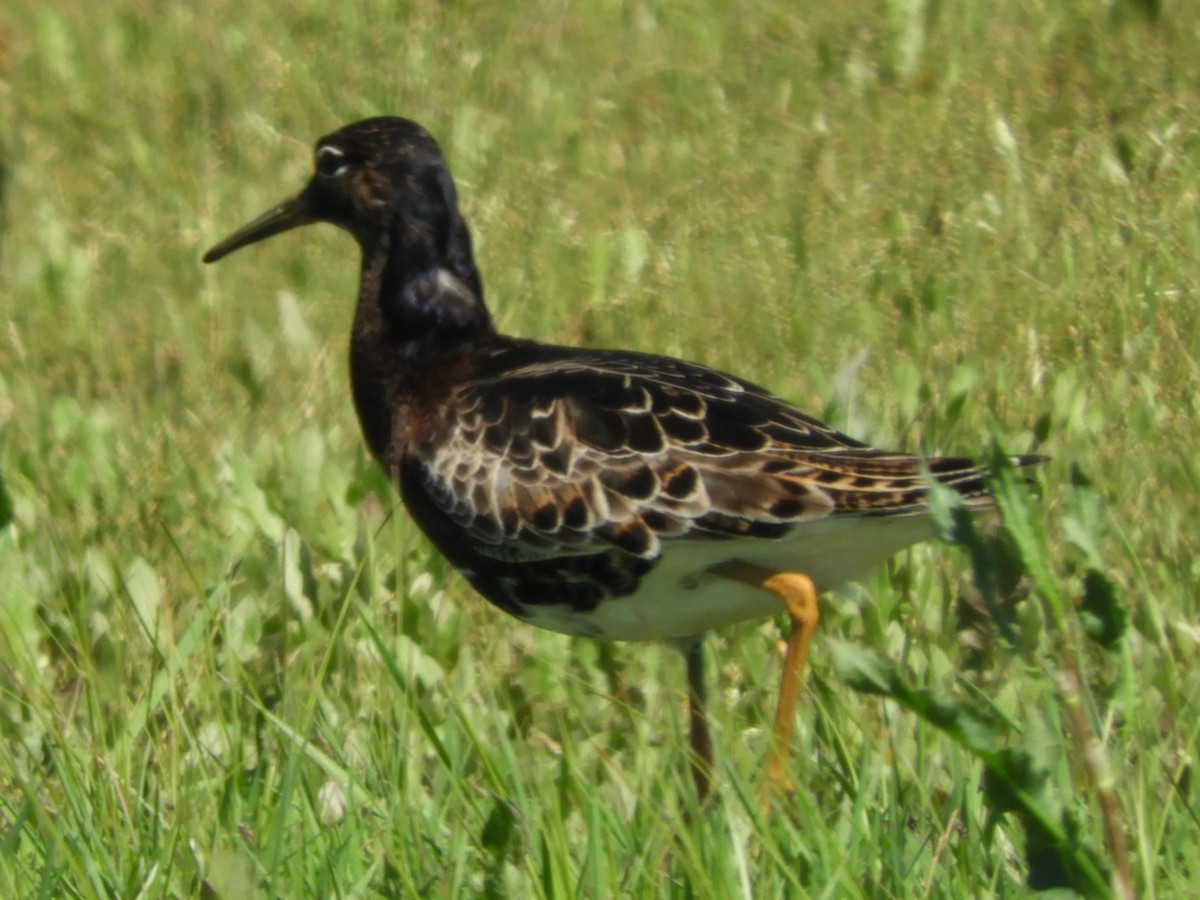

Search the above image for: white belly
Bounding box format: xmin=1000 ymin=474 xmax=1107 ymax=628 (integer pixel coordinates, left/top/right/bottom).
xmin=521 ymin=514 xmax=937 ymax=641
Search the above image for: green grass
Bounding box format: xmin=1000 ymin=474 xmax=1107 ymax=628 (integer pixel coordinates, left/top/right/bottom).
xmin=2 ymin=0 xmax=1199 ymax=895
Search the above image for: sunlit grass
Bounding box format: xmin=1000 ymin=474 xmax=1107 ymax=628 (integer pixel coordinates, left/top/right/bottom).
xmin=2 ymin=0 xmax=1198 ymax=895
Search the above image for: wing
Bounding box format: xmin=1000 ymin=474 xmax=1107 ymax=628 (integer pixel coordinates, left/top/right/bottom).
xmin=405 ymin=344 xmax=1011 ymax=565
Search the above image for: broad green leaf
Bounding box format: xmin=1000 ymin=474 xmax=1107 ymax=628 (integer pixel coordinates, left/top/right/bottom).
xmin=1080 ymin=569 xmax=1127 ymax=650
xmin=829 ymin=639 xmax=901 ymax=696
xmin=0 ymin=463 xmax=13 ymax=529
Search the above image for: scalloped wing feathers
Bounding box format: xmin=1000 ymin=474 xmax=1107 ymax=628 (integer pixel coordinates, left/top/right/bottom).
xmin=410 ymin=347 xmax=1000 ymax=577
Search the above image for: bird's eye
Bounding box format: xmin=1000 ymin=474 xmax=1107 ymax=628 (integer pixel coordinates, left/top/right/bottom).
xmin=315 ymin=145 xmax=349 ymax=178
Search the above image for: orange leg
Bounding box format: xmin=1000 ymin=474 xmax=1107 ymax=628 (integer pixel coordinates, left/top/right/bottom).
xmin=714 ymin=563 xmax=820 ymax=793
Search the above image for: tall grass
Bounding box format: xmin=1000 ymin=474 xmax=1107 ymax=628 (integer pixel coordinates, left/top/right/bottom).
xmin=2 ymin=1 xmax=1198 ymax=895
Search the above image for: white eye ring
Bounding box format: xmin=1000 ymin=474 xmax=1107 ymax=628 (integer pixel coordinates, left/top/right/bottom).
xmin=316 ymin=144 xmax=349 ymax=177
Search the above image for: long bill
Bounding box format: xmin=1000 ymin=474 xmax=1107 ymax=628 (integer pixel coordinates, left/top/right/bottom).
xmin=203 ymin=194 xmax=316 ymax=263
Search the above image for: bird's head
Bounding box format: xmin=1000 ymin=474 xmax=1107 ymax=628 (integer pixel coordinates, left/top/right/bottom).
xmin=203 ymin=117 xmax=461 ymax=262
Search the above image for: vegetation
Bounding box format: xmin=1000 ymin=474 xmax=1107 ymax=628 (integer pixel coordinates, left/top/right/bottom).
xmin=2 ymin=0 xmax=1196 ymax=895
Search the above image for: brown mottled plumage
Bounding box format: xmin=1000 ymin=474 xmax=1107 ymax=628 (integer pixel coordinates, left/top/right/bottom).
xmin=204 ymin=117 xmax=1042 ymax=800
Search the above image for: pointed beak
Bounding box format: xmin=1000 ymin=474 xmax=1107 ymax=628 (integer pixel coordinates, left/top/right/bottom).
xmin=203 ymin=191 xmax=316 ymax=263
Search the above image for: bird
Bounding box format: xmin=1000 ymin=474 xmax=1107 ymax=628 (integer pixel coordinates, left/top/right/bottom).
xmin=203 ymin=116 xmax=1042 ymax=801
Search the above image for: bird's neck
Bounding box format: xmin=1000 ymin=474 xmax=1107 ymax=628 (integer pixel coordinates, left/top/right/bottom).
xmin=349 ymin=212 xmax=493 ymax=463
xmin=363 ymin=205 xmax=493 ymax=348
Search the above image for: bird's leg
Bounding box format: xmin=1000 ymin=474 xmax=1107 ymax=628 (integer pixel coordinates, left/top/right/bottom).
xmin=713 ymin=563 xmax=820 ymax=793
xmin=681 ymin=636 xmax=714 ymax=801
xmin=763 ymin=571 xmax=819 ymax=791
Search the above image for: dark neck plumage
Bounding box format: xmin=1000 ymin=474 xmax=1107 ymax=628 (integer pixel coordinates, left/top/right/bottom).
xmin=359 ymin=172 xmax=493 ymax=353
xmin=349 ymin=186 xmax=494 ymax=462
xmin=369 ymin=213 xmax=492 ymax=348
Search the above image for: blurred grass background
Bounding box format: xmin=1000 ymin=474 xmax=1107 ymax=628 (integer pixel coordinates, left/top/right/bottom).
xmin=1 ymin=0 xmax=1198 ymax=896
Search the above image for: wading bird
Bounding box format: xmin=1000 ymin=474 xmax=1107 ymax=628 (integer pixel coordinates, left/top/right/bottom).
xmin=204 ymin=117 xmax=1039 ymax=799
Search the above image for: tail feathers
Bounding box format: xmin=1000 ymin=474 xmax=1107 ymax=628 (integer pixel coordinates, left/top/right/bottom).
xmin=834 ymin=452 xmax=1046 ymax=517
